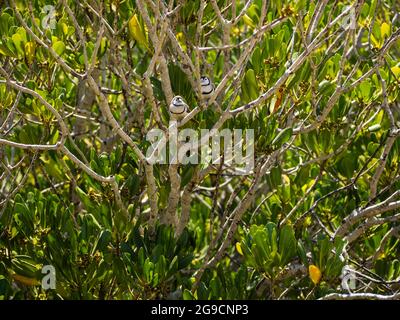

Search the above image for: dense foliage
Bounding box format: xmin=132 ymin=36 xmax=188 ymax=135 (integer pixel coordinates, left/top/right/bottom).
xmin=1 ymin=0 xmax=400 ymax=300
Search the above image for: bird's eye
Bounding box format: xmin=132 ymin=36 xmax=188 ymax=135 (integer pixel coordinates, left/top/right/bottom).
xmin=201 ymin=76 xmax=210 ymax=84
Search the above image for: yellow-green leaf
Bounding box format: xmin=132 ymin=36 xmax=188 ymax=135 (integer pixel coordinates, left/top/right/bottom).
xmin=381 ymin=22 xmax=390 ymax=38
xmin=60 ymin=22 xmax=68 ymax=36
xmin=52 ymin=40 xmax=66 ymax=56
xmin=243 ymin=14 xmax=256 ymax=29
xmin=236 ymin=242 xmax=243 ymax=255
xmin=25 ymin=41 xmax=35 ymax=65
xmin=128 ymin=14 xmax=150 ymax=52
xmin=176 ymin=32 xmax=187 ymax=51
xmin=391 ymin=64 xmax=400 ymax=77
xmin=11 ymin=33 xmax=24 ymax=56
xmin=370 ymin=34 xmax=380 ymax=48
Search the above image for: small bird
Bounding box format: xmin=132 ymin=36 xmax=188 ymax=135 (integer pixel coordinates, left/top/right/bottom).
xmin=169 ymin=95 xmax=190 ymax=121
xmin=200 ymin=76 xmax=215 ymax=99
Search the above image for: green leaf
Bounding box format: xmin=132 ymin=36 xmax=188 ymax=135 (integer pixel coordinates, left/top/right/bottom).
xmin=359 ymin=81 xmax=371 ymax=100
xmin=197 ymin=282 xmax=209 ymax=299
xmin=318 ymin=237 xmax=331 ymax=271
xmin=143 ymin=258 xmax=154 ymax=284
xmin=94 ymin=230 xmax=112 ymax=253
xmin=75 ymin=187 xmax=94 ymax=210
xmin=297 ymin=240 xmax=308 ymax=265
xmin=0 ymin=12 xmax=12 ymax=36
xmin=268 ymin=166 xmax=282 ymax=189
xmin=337 ymin=151 xmax=357 ymax=179
xmin=168 ymin=63 xmax=195 ymax=106
xmin=319 ymin=128 xmax=331 ymax=153
xmin=183 ymin=289 xmax=195 ymax=300
xmin=272 ymin=127 xmax=292 ymax=148
xmin=251 ymin=47 xmax=262 ymax=73
xmin=52 ymin=40 xmax=66 ymax=56
xmin=241 ymin=69 xmax=259 ymax=103
xmin=0 ymin=43 xmax=15 ymax=57
xmin=138 ymin=247 xmax=145 ymax=267
xmin=318 ymin=79 xmax=335 ymax=96
xmin=279 ymin=225 xmax=297 ymax=266
xmin=11 ymin=33 xmax=24 ymax=56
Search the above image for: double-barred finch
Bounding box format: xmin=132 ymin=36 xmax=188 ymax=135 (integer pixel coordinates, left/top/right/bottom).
xmin=169 ymin=95 xmax=190 ymax=121
xmin=200 ymin=76 xmax=215 ymax=99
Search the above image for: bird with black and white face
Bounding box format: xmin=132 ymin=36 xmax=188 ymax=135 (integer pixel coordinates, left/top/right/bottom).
xmin=200 ymin=76 xmax=215 ymax=100
xmin=169 ymin=95 xmax=190 ymax=121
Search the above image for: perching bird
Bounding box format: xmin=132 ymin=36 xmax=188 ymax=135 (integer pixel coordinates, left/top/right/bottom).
xmin=200 ymin=76 xmax=215 ymax=99
xmin=169 ymin=95 xmax=190 ymax=121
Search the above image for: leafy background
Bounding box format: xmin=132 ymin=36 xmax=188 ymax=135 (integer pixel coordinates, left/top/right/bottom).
xmin=0 ymin=0 xmax=400 ymax=299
